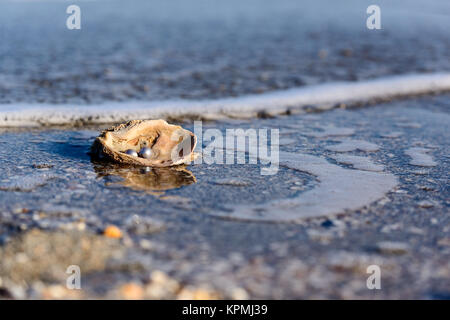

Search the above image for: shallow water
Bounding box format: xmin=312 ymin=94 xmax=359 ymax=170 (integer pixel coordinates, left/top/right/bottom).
xmin=1 ymin=0 xmax=450 ymax=105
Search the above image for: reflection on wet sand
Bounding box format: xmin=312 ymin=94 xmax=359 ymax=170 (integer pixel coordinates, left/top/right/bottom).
xmin=93 ymin=162 xmax=196 ymax=194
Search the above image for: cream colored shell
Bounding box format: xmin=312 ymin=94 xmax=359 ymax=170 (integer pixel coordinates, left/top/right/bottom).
xmin=91 ymin=119 xmax=197 ymax=167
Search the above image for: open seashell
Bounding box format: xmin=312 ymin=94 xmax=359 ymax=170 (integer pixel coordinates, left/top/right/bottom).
xmin=91 ymin=119 xmax=197 ymax=167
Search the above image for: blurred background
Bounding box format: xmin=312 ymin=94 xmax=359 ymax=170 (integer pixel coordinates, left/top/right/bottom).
xmin=0 ymin=0 xmax=449 ymax=105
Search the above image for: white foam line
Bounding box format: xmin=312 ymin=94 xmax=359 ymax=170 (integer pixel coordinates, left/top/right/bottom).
xmin=1 ymin=72 xmax=450 ymax=127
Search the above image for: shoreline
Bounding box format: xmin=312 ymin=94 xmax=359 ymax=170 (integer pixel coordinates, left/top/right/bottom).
xmin=1 ymin=73 xmax=450 ymax=128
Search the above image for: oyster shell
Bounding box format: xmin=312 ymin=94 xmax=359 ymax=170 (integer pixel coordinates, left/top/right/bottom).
xmin=91 ymin=119 xmax=197 ymax=167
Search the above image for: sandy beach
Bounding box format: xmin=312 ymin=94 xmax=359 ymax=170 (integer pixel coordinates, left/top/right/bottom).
xmin=0 ymin=0 xmax=449 ymax=300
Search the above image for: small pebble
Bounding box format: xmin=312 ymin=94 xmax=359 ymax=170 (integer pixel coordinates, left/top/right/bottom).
xmin=32 ymin=164 xmax=54 ymax=169
xmin=437 ymin=238 xmax=450 ymax=246
xmin=321 ymin=219 xmax=335 ymax=228
xmin=120 ymin=283 xmax=144 ymax=300
xmin=104 ymin=225 xmax=122 ymax=238
xmin=231 ymin=288 xmax=249 ymax=300
xmin=418 ymin=200 xmax=434 ymax=208
xmin=376 ymin=241 xmax=409 ymax=255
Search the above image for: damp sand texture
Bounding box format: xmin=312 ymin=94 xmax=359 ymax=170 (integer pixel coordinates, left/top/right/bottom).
xmin=0 ymin=0 xmax=450 ymax=300
xmin=0 ymin=97 xmax=449 ymax=299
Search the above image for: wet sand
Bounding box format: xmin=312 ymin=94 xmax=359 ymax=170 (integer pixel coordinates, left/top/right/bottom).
xmin=0 ymin=94 xmax=449 ymax=299
xmin=1 ymin=0 xmax=450 ymax=104
xmin=0 ymin=0 xmax=449 ymax=300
